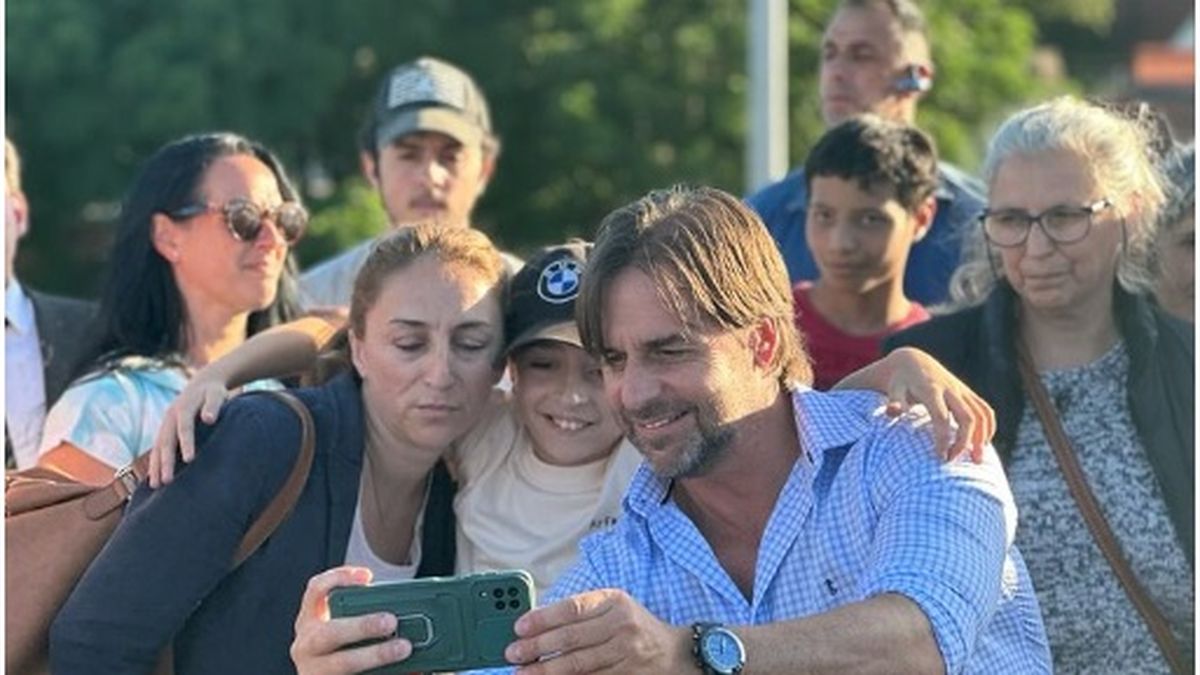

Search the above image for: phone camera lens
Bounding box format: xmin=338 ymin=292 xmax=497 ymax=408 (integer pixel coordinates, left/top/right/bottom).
xmin=507 ymin=587 xmax=518 ymax=597
xmin=508 ymin=599 xmax=521 ymax=610
xmin=492 ymin=588 xmax=504 ymax=599
xmin=494 ymin=600 xmax=506 ymax=611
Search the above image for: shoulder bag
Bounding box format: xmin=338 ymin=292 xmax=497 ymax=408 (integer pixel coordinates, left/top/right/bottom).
xmin=4 ymin=389 xmax=315 ymax=674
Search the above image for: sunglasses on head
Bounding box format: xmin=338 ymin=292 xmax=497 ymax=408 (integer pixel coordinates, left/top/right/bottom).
xmin=166 ymin=198 xmax=308 ymax=245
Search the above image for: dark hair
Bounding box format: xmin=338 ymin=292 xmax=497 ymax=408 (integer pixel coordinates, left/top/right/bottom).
xmin=355 ymin=118 xmax=502 ymax=165
xmin=804 ymin=114 xmax=939 ymax=211
xmin=74 ymin=132 xmax=302 ymax=377
xmin=577 ymin=185 xmax=811 ymax=387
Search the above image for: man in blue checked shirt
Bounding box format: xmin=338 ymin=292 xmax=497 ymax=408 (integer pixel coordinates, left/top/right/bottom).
xmin=498 ymin=186 xmax=1050 ymax=674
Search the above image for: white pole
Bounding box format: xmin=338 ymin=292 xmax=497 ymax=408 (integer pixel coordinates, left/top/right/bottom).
xmin=746 ymin=0 xmax=789 ymax=194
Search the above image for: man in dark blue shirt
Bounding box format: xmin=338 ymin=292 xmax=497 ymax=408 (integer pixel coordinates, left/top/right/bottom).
xmin=747 ymin=0 xmax=984 ymax=305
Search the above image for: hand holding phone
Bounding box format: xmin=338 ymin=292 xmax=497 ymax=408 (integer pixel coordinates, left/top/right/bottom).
xmin=328 ymin=569 xmax=536 ymax=674
xmin=292 ymin=566 xmax=413 ymax=675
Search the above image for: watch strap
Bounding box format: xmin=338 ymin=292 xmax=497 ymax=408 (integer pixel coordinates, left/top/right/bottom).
xmin=692 ymin=622 xmax=719 ymax=675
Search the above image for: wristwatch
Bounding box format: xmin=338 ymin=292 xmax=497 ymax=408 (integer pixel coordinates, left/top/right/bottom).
xmin=692 ymin=622 xmax=746 ymax=675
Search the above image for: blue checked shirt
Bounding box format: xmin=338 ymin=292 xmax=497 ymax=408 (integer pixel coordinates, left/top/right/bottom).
xmin=531 ymin=389 xmax=1051 ymax=674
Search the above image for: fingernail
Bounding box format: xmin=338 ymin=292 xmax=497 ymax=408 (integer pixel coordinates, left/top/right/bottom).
xmin=389 ymin=638 xmax=411 ymax=660
xmin=505 ymin=643 xmax=523 ymax=663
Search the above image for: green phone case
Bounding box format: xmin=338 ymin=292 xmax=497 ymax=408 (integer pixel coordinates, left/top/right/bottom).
xmin=328 ymin=569 xmax=536 ymax=673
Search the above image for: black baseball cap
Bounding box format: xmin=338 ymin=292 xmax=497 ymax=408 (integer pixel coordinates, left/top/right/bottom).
xmin=505 ymin=241 xmax=591 ymax=354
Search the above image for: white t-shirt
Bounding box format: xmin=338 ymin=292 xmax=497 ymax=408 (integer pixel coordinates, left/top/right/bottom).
xmin=6 ymin=281 xmax=47 ymax=468
xmin=343 ymin=496 xmax=424 ymax=584
xmin=451 ymin=393 xmax=641 ymax=591
xmin=39 ymin=356 xmax=280 ymax=469
xmin=299 ymin=238 xmax=525 ymax=310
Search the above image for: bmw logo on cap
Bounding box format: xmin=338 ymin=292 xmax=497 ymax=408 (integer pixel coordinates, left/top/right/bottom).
xmin=537 ymin=258 xmax=582 ymax=304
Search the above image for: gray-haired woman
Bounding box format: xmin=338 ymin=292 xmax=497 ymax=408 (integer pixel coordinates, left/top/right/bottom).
xmin=888 ymin=96 xmax=1193 ymax=672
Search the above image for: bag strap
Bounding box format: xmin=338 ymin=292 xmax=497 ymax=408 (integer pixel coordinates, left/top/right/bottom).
xmin=1015 ymin=339 xmax=1188 ymax=675
xmin=82 ymin=453 xmax=154 ymax=519
xmin=231 ymin=390 xmax=316 ymax=567
xmin=93 ymin=390 xmax=315 ymax=561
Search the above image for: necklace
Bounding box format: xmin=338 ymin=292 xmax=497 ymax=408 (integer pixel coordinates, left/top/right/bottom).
xmin=360 ymin=449 xmax=431 ymax=565
xmin=362 ymin=449 xmax=391 ymax=531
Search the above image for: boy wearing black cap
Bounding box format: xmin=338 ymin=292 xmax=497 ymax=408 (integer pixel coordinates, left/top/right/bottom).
xmin=452 ymin=241 xmax=639 ymax=589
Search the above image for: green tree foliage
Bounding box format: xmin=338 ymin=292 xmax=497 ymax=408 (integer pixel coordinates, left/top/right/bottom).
xmin=787 ymin=0 xmax=1058 ymax=174
xmin=7 ymin=0 xmax=1072 ymax=295
xmin=301 ymin=178 xmax=389 ymax=269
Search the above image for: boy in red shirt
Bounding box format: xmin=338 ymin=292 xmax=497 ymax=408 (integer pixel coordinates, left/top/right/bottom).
xmin=796 ymin=115 xmax=939 ymax=389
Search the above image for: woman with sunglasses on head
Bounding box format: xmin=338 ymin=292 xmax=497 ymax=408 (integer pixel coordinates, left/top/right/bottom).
xmin=36 ymin=132 xmax=306 ymax=485
xmin=887 ymin=97 xmax=1193 ymax=671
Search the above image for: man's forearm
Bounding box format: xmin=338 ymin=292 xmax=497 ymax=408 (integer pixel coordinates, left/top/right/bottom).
xmin=737 ymin=594 xmax=944 ymax=675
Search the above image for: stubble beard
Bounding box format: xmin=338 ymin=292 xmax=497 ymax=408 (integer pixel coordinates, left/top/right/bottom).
xmin=627 ymin=400 xmax=735 ymax=480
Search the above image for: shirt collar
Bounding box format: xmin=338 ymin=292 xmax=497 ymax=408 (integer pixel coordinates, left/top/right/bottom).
xmin=622 ymin=387 xmax=882 ymax=518
xmin=787 ymin=388 xmax=877 ymax=467
xmin=5 ymin=280 xmax=35 ymax=335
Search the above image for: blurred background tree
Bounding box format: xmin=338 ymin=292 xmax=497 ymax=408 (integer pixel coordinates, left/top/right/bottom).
xmin=6 ymin=0 xmax=1122 ymax=296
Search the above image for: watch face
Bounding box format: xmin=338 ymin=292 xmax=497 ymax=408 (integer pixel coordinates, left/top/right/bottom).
xmin=701 ymin=629 xmax=744 ymax=673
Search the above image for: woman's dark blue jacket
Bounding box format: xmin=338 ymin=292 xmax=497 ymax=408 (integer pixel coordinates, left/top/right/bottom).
xmin=49 ymin=371 xmax=457 ymax=674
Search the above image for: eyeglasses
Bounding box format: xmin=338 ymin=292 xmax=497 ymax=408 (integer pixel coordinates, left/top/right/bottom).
xmin=166 ymin=198 xmax=308 ymax=245
xmin=980 ymin=198 xmax=1112 ymax=248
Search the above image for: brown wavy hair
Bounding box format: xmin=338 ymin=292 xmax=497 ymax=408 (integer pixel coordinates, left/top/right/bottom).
xmin=577 ymin=185 xmax=812 ymax=387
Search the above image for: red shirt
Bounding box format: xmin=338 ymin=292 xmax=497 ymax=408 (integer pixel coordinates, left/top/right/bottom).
xmin=792 ymin=282 xmax=930 ymax=390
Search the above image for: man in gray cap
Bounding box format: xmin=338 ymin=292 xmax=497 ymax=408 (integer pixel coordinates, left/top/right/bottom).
xmin=301 ymin=56 xmax=501 ymax=307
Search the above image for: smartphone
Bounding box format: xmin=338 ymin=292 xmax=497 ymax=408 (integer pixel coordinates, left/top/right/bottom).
xmin=328 ymin=569 xmax=536 ymax=674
